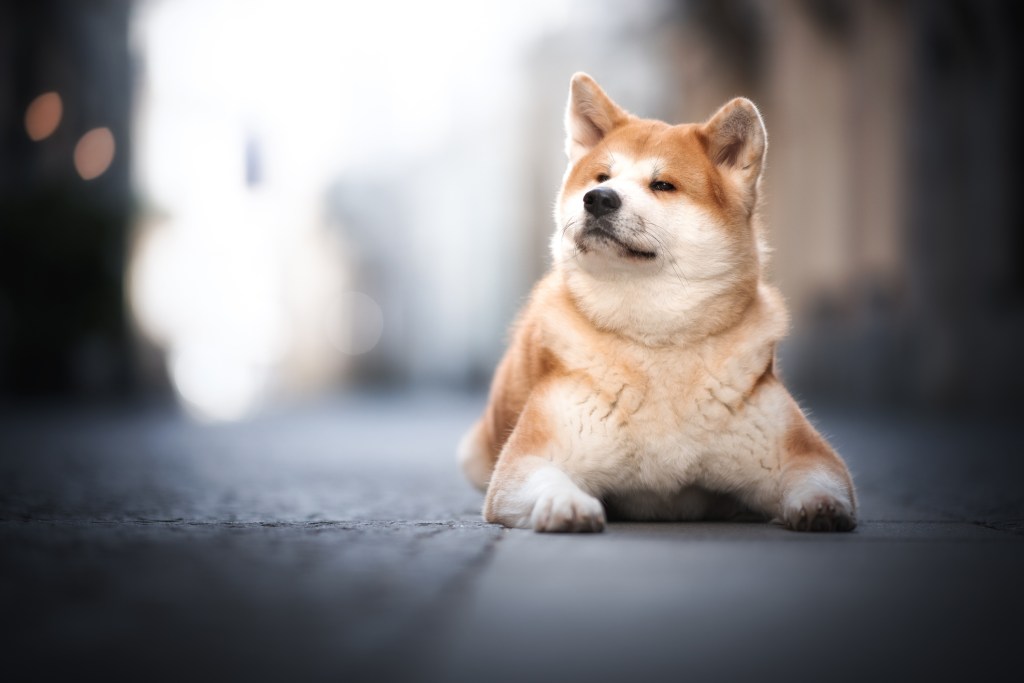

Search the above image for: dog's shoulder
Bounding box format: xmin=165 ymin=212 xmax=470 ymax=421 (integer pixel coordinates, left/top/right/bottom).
xmin=479 ymin=273 xmax=575 ymax=456
xmin=691 ymin=282 xmax=790 ymax=411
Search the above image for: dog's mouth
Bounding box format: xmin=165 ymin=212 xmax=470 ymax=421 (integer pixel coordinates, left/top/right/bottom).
xmin=577 ymin=226 xmax=657 ymax=261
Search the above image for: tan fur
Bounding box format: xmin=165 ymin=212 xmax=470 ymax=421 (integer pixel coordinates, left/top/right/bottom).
xmin=459 ymin=74 xmax=856 ymax=533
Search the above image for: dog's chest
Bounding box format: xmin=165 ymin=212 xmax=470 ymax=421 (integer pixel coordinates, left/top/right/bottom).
xmin=627 ymin=353 xmax=729 ymax=449
xmin=562 ymin=341 xmax=771 ymax=489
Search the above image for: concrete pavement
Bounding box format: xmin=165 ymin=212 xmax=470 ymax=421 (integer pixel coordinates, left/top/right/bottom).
xmin=1 ymin=392 xmax=1021 ymax=681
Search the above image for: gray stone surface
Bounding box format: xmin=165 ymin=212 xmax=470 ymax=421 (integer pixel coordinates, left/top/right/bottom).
xmin=1 ymin=393 xmax=1022 ymax=682
xmin=1 ymin=393 xmax=498 ymax=681
xmin=431 ymin=525 xmax=1023 ymax=683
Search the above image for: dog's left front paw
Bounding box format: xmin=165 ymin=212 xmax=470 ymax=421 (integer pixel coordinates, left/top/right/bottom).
xmin=530 ymin=488 xmax=606 ymax=533
xmin=782 ymin=492 xmax=856 ymax=532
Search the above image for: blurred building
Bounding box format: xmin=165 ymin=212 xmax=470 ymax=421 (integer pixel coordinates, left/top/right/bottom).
xmin=0 ymin=0 xmax=134 ymax=398
xmin=2 ymin=0 xmax=1022 ymax=416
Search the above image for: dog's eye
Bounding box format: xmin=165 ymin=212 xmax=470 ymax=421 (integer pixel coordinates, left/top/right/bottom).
xmin=596 ymin=174 xmax=610 ymax=183
xmin=650 ymin=180 xmax=676 ymax=192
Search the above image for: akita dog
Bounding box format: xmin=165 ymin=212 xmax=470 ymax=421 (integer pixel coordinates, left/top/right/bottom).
xmin=458 ymin=73 xmax=856 ymax=533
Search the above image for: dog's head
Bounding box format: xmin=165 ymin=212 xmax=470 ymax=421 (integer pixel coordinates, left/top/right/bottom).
xmin=552 ymin=73 xmax=769 ymax=341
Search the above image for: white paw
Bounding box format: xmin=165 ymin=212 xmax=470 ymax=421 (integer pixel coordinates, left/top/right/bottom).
xmin=782 ymin=488 xmax=856 ymax=532
xmin=530 ymin=488 xmax=606 ymax=533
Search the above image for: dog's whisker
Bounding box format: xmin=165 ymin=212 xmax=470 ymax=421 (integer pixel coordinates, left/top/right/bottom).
xmin=635 ymin=219 xmax=692 ymax=294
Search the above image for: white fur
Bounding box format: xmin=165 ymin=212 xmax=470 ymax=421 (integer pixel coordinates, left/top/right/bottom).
xmin=492 ymin=457 xmax=606 ymax=532
xmin=534 ymin=324 xmax=791 ymax=517
xmin=552 ymin=154 xmax=756 ymax=345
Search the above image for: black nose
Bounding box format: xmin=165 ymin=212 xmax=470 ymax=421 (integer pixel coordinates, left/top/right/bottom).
xmin=583 ymin=187 xmax=621 ymax=218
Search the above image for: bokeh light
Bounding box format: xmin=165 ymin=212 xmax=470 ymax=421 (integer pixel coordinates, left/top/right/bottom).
xmin=73 ymin=127 xmax=116 ymax=180
xmin=168 ymin=343 xmax=269 ymax=422
xmin=326 ymin=292 xmax=384 ymax=356
xmin=24 ymin=91 xmax=62 ymax=141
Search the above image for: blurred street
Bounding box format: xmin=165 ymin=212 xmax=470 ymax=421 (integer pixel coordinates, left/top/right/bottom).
xmin=2 ymin=392 xmax=1022 ymax=682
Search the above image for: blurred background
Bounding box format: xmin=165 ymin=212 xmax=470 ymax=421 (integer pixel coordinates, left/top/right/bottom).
xmin=2 ymin=0 xmax=1023 ymax=419
xmin=4 ymin=3 xmax=1024 ymax=679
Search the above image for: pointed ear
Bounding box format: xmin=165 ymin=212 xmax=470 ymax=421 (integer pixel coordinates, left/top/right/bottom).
xmin=564 ymin=73 xmax=631 ymax=162
xmin=703 ymin=98 xmax=767 ymax=189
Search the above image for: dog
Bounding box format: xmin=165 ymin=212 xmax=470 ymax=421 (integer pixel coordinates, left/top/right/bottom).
xmin=458 ymin=73 xmax=856 ymax=533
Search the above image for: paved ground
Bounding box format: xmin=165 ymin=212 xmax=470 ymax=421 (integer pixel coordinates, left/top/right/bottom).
xmin=1 ymin=392 xmax=1022 ymax=682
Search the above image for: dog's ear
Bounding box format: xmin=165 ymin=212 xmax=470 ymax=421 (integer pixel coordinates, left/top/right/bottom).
xmin=703 ymin=98 xmax=767 ymax=191
xmin=565 ymin=73 xmax=630 ymax=162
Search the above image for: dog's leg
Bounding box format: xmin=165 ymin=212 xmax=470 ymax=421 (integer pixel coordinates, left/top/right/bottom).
xmin=485 ymin=455 xmax=606 ymax=532
xmin=482 ymin=392 xmax=606 ymax=533
xmin=705 ymin=384 xmax=856 ymax=532
xmin=775 ymin=404 xmax=857 ymax=531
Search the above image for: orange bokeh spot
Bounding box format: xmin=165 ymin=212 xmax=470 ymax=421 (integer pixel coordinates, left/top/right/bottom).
xmin=74 ymin=127 xmax=116 ymax=180
xmin=25 ymin=92 xmax=63 ymax=141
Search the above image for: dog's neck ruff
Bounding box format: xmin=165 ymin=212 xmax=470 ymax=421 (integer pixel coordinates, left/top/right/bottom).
xmin=560 ymin=266 xmax=760 ymax=348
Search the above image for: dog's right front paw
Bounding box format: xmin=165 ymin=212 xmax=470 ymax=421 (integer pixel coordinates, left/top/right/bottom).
xmin=782 ymin=492 xmax=856 ymax=532
xmin=531 ymin=488 xmax=606 ymax=533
